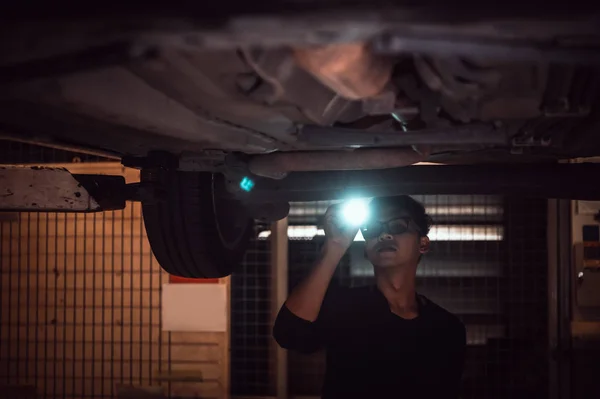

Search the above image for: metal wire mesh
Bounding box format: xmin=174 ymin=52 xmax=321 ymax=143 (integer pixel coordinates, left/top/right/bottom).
xmin=0 ymin=205 xmax=171 ymax=398
xmin=0 ymin=143 xmax=227 ymax=398
xmin=230 ymin=223 xmax=272 ymax=396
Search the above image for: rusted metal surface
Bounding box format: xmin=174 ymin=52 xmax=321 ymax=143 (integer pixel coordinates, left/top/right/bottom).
xmin=0 ymin=166 xmax=100 ymax=211
xmin=248 ymin=148 xmax=425 ymax=178
xmin=294 ymin=43 xmax=393 ymax=100
xmin=0 ymin=165 xmax=125 ymax=211
xmin=298 ymin=123 xmax=508 ymax=148
xmin=241 ymin=47 xmax=363 ymax=126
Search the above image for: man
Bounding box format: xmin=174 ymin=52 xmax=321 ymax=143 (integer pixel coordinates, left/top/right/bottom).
xmin=273 ymin=195 xmax=466 ymax=399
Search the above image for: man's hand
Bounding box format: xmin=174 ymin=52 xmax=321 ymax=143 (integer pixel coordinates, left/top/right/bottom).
xmin=282 ymin=203 xmax=355 ymax=322
xmin=323 ymin=204 xmax=359 ymax=254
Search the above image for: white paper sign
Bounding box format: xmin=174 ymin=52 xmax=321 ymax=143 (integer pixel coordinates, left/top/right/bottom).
xmin=161 ymin=283 xmax=227 ymax=332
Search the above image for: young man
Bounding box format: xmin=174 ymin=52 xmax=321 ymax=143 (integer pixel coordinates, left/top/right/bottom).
xmin=273 ymin=195 xmax=466 ymax=399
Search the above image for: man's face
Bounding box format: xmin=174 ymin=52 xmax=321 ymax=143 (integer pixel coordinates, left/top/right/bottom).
xmin=363 ymin=203 xmax=429 ymax=268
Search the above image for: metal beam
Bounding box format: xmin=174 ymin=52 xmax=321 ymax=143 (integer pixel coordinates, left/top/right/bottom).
xmin=0 ymin=165 xmax=126 ymax=212
xmin=298 ymin=123 xmax=507 ymax=148
xmin=237 ymin=163 xmax=600 ymax=202
xmin=270 ymin=217 xmax=289 ymax=399
xmin=248 ymin=148 xmax=425 ymax=178
xmin=547 ymin=199 xmax=573 ymax=399
xmin=373 ymin=35 xmax=600 ymax=65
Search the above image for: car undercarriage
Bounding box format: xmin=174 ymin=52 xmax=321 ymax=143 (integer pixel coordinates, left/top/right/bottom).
xmin=1 ymin=5 xmax=600 ymax=276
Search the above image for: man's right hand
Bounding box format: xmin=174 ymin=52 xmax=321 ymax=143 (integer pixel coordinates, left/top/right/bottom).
xmin=285 ymin=204 xmax=358 ymax=322
xmin=323 ymin=204 xmax=359 ymax=254
xmin=282 ymin=203 xmax=357 ymax=322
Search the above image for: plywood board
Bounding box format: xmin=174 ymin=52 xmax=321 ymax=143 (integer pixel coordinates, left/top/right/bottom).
xmin=162 ymin=284 xmax=227 ymax=332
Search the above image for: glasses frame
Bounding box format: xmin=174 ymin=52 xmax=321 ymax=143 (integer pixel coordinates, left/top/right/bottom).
xmin=360 ymin=216 xmax=422 ymax=240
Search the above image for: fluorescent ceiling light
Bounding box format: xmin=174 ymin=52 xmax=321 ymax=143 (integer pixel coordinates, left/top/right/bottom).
xmin=426 ymin=205 xmax=503 ymax=216
xmin=288 ymin=204 xmax=503 ymax=217
xmin=258 ymin=225 xmax=503 ymax=241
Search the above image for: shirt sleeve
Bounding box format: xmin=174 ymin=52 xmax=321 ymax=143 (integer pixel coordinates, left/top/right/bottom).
xmin=272 ymin=286 xmax=341 ymax=354
xmin=272 ymin=304 xmax=325 ymax=354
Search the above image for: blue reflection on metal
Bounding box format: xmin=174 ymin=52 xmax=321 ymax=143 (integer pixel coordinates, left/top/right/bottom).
xmin=240 ymin=177 xmax=255 ymax=192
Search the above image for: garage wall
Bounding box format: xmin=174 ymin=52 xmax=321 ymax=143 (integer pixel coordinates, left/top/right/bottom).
xmin=0 ymin=163 xmax=229 ymax=398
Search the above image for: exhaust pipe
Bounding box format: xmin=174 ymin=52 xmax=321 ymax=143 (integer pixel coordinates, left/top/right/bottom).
xmin=248 ymin=148 xmax=426 ymax=179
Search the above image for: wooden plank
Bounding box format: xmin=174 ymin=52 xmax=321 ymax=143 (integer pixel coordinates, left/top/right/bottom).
xmin=169 ymin=331 xmax=224 ymax=345
xmin=167 ymin=343 xmax=222 ymax=362
xmin=170 ymin=381 xmax=222 ymax=398
xmin=270 ymin=218 xmax=288 ymax=399
xmin=231 ymin=397 xmax=277 ymax=399
xmin=572 ymin=321 xmax=600 ymax=339
xmin=165 ymin=363 xmax=222 ymax=380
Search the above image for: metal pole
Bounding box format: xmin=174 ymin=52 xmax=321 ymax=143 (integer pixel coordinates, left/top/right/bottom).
xmin=547 ymin=199 xmax=572 ymax=399
xmin=270 ymin=217 xmax=289 ymax=399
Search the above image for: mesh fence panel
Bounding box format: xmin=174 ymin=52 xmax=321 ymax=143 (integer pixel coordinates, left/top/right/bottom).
xmin=0 ymin=205 xmax=173 ymax=398
xmin=230 ymin=223 xmax=272 ymax=396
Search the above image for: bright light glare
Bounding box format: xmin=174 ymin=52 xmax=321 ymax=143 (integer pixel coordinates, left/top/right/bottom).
xmin=342 ymin=199 xmax=369 ymax=227
xmin=257 ymin=225 xmax=503 ymax=241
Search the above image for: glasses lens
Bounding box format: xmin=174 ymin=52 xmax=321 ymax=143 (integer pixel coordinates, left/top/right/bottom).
xmin=361 ymin=222 xmax=381 ymax=239
xmin=387 ymin=218 xmax=410 ymax=235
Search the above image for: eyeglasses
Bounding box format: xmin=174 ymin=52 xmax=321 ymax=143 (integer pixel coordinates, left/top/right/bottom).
xmin=360 ymin=217 xmax=421 ymax=240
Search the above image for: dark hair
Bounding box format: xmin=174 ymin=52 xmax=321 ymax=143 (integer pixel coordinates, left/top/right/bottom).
xmin=368 ymin=195 xmax=433 ymax=236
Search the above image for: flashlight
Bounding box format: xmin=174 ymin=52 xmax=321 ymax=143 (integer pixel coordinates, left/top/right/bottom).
xmin=341 ymin=198 xmax=369 ymax=227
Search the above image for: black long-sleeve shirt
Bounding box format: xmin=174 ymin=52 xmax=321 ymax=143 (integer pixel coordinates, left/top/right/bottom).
xmin=273 ymin=285 xmax=466 ymax=399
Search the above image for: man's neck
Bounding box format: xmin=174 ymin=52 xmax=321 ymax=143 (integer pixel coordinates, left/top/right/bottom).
xmin=374 ymin=264 xmax=418 ymax=318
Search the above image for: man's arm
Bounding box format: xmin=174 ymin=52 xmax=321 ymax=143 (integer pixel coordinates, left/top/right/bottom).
xmin=273 ymin=204 xmax=357 ymax=352
xmin=283 ymin=242 xmax=345 ymax=322
xmin=272 ymin=250 xmax=341 ymax=353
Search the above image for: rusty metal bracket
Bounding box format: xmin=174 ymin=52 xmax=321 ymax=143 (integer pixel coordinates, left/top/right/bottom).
xmin=0 ymin=165 xmax=127 ymax=212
